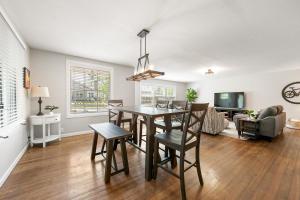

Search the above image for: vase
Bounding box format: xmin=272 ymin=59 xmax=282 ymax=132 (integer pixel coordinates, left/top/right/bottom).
xmin=49 ymin=111 xmax=54 ymax=115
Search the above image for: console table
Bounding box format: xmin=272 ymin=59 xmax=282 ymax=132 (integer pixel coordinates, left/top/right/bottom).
xmin=30 ymin=113 xmax=61 ymax=148
xmin=215 ymin=107 xmax=247 ymax=120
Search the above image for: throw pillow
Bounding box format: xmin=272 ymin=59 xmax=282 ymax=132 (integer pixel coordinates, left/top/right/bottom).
xmin=257 ymin=106 xmax=278 ymax=120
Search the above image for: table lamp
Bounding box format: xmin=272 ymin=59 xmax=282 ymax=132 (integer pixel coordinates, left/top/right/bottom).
xmin=31 ymin=86 xmax=50 ymax=115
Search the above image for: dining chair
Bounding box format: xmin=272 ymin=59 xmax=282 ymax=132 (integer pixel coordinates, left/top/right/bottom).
xmin=107 ymin=100 xmax=133 ymax=150
xmin=154 ymin=100 xmax=188 ymax=131
xmin=138 ymin=100 xmax=169 ymax=147
xmin=153 ymin=100 xmax=188 ymax=157
xmin=153 ymin=103 xmax=209 ymax=200
xmin=108 ymin=100 xmax=132 ymax=129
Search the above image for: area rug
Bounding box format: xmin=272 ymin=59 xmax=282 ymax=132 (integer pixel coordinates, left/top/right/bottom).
xmin=220 ymin=122 xmax=249 ymax=140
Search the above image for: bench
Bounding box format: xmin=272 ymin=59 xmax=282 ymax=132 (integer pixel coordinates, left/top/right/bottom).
xmin=89 ymin=122 xmax=133 ymax=183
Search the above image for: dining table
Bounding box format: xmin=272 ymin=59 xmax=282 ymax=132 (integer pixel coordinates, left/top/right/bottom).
xmin=112 ymin=106 xmax=188 ymax=181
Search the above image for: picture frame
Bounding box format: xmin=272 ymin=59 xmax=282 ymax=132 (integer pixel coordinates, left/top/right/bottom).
xmin=23 ymin=67 xmax=30 ymax=89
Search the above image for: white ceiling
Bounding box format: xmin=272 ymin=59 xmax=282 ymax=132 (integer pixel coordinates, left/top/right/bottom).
xmin=1 ymin=0 xmax=300 ymax=82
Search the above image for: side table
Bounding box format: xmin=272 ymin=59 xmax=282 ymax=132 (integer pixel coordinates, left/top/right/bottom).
xmin=238 ymin=118 xmax=260 ymax=139
xmin=30 ymin=113 xmax=62 ymax=147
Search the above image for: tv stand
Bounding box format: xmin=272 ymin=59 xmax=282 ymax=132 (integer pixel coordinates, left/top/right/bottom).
xmin=215 ymin=107 xmax=247 ymax=121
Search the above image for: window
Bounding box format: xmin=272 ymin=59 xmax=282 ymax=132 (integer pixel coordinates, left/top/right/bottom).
xmin=140 ymin=84 xmax=176 ymax=106
xmin=66 ymin=60 xmax=113 ymax=117
xmin=0 ymin=15 xmax=19 ymax=129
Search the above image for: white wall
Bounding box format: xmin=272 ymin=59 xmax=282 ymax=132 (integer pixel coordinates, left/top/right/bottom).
xmin=187 ymin=69 xmax=300 ymax=119
xmin=0 ymin=7 xmax=30 ymax=187
xmin=134 ymin=79 xmax=187 ymax=105
xmin=30 ymin=49 xmax=135 ymax=134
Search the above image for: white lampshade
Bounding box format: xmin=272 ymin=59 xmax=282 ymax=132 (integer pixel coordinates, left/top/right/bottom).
xmin=31 ymin=86 xmax=50 ymax=98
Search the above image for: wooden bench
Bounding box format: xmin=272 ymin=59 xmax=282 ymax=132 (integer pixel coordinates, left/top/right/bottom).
xmin=89 ymin=122 xmax=133 ymax=183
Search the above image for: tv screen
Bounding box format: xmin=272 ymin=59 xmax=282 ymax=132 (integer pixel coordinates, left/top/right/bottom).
xmin=214 ymin=92 xmax=245 ymax=109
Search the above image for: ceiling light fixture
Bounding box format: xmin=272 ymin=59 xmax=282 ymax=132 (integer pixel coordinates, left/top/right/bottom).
xmin=126 ymin=29 xmax=164 ymax=81
xmin=205 ymin=68 xmax=214 ymax=75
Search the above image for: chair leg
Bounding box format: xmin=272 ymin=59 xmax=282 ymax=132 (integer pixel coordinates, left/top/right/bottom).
xmin=153 ymin=139 xmax=159 ymax=179
xmin=180 ymin=152 xmax=187 ymax=200
xmin=139 ymin=122 xmax=143 ymax=147
xmin=195 ymin=145 xmax=204 ymax=185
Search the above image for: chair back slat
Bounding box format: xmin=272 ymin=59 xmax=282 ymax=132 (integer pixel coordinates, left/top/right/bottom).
xmin=156 ymin=100 xmax=169 ymax=108
xmin=169 ymin=100 xmax=187 ymax=110
xmin=181 ymin=103 xmax=209 ymax=146
xmin=169 ymin=100 xmax=188 ymax=125
xmin=108 ymin=100 xmax=124 ymax=122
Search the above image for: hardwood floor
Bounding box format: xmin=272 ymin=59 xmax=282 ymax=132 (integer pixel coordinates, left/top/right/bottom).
xmin=1 ymin=128 xmax=300 ymax=200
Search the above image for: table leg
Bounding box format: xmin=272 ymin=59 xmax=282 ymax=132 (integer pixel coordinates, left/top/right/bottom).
xmin=91 ymin=131 xmax=98 ymax=160
xmin=30 ymin=125 xmax=34 ymax=147
xmin=145 ymin=116 xmax=155 ymax=181
xmin=58 ymin=122 xmax=62 ymax=141
xmin=42 ymin=123 xmax=46 ymax=148
xmin=131 ymin=114 xmax=138 ymax=144
xmin=164 ymin=115 xmax=177 ymax=168
xmin=116 ymin=111 xmax=123 ymax=126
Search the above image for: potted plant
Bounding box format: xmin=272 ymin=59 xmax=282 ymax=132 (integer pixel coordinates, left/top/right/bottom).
xmin=45 ymin=105 xmax=59 ymax=115
xmin=186 ymin=88 xmax=198 ymax=103
xmin=245 ymin=109 xmax=256 ymax=119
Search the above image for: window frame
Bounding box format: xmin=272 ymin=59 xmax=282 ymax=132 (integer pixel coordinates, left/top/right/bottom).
xmin=140 ymin=83 xmax=176 ymax=106
xmin=66 ymin=59 xmax=114 ymax=118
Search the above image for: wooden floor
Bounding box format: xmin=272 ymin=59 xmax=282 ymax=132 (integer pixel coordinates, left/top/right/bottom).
xmin=1 ymin=128 xmax=300 ymax=200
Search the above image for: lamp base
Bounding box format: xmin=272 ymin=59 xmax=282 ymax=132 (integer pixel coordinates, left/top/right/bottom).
xmin=37 ymin=97 xmax=44 ymax=116
xmin=36 ymin=112 xmax=44 ymax=116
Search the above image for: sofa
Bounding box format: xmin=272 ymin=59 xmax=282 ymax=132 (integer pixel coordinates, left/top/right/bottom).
xmin=233 ymin=105 xmax=286 ymax=138
xmin=202 ymin=107 xmax=228 ymax=135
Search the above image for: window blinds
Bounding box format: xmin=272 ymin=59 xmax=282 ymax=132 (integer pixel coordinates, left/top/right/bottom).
xmin=70 ymin=66 xmax=111 ymax=114
xmin=0 ymin=14 xmax=20 ymax=128
xmin=140 ymin=84 xmax=176 ymax=106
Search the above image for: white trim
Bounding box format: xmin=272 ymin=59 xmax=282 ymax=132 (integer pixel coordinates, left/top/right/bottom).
xmin=0 ymin=143 xmax=28 ymax=188
xmin=65 ymin=59 xmax=114 ymax=118
xmin=0 ymin=5 xmax=27 ymax=50
xmin=61 ymin=130 xmax=92 ymax=138
xmin=66 ymin=112 xmax=108 ymax=119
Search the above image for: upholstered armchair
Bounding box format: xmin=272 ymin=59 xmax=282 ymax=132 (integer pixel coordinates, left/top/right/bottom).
xmin=202 ymin=107 xmax=226 ymax=135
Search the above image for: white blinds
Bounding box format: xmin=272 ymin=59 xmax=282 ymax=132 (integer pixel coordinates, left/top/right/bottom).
xmin=140 ymin=84 xmax=176 ymax=106
xmin=70 ymin=66 xmax=111 ymax=114
xmin=0 ymin=14 xmax=21 ymax=128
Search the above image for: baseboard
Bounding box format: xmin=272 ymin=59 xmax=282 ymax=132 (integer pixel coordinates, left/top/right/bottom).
xmin=61 ymin=130 xmax=93 ymax=138
xmin=0 ymin=143 xmax=28 ymax=188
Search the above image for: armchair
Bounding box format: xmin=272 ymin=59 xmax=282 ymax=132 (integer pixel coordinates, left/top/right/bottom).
xmin=202 ymin=107 xmax=226 ymax=135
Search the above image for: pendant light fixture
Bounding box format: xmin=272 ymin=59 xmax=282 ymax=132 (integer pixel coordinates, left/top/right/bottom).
xmin=126 ymin=29 xmax=164 ymax=81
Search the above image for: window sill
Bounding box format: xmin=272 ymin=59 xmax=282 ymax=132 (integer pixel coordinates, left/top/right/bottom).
xmin=67 ymin=112 xmax=108 ymax=119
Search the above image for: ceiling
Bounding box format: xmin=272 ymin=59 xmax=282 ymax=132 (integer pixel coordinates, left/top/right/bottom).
xmin=1 ymin=0 xmax=300 ymax=82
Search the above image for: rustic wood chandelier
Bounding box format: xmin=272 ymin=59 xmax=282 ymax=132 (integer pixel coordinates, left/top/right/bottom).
xmin=126 ymin=29 xmax=164 ymax=81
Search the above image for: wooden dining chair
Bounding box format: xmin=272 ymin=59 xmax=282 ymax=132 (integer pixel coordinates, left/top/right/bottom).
xmin=138 ymin=100 xmax=169 ymax=147
xmin=153 ymin=100 xmax=188 ymax=157
xmin=154 ymin=100 xmax=188 ymax=131
xmin=106 ymin=100 xmax=133 ymax=150
xmin=108 ymin=100 xmax=132 ymax=129
xmin=153 ymin=103 xmax=209 ymax=200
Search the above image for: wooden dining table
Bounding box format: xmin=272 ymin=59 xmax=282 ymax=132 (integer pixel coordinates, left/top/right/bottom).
xmin=112 ymin=106 xmax=188 ymax=181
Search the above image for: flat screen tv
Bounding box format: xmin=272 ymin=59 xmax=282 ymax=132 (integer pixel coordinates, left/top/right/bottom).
xmin=214 ymin=92 xmax=245 ymax=109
